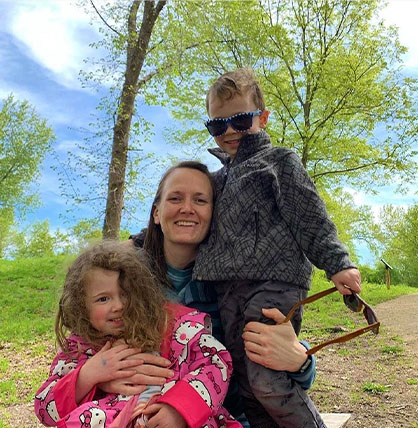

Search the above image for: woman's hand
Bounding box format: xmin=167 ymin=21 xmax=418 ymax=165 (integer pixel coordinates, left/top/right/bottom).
xmin=98 ymin=352 xmax=173 ymax=396
xmin=242 ymin=308 xmax=308 ymax=372
xmin=142 ymin=403 xmax=187 ymax=428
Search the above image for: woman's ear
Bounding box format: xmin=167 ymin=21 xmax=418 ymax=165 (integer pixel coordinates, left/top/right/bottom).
xmin=259 ymin=110 xmax=270 ymax=129
xmin=152 ymin=205 xmax=160 ymax=225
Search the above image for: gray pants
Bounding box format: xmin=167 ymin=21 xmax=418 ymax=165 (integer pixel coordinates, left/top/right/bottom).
xmin=214 ymin=280 xmax=327 ymax=428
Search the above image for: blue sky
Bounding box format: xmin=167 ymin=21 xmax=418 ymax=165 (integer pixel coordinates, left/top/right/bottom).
xmin=1 ymin=0 xmax=417 ymax=264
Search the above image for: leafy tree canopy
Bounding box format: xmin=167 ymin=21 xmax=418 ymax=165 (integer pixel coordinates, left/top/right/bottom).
xmin=61 ymin=0 xmax=417 ymax=246
xmin=378 ymin=204 xmax=418 ymax=287
xmin=160 ymin=0 xmax=418 ymax=193
xmin=0 ymin=94 xmax=54 ymax=213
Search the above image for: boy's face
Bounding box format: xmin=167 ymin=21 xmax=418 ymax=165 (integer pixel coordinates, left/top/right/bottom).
xmin=208 ymin=93 xmax=269 ymax=160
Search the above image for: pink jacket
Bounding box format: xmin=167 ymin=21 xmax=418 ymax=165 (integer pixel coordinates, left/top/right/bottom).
xmin=34 ymin=304 xmax=241 ymax=428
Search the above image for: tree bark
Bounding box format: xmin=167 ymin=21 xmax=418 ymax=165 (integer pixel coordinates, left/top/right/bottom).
xmin=103 ymin=0 xmax=166 ymax=239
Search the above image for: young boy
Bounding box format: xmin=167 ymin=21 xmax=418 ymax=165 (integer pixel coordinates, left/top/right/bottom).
xmin=193 ymin=68 xmax=361 ymax=428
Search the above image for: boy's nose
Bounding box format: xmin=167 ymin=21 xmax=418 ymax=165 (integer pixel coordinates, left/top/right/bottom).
xmin=224 ymin=123 xmax=235 ymax=134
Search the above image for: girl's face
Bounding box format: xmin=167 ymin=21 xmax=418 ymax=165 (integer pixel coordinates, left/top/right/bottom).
xmin=85 ymin=267 xmax=126 ymax=337
xmin=153 ymin=168 xmax=213 ymax=253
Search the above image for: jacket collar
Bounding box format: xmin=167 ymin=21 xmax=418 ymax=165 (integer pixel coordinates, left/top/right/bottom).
xmin=208 ymin=130 xmax=271 ymax=166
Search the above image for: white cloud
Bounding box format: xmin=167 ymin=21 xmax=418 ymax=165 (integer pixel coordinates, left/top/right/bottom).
xmin=56 ymin=139 xmax=82 ymax=152
xmin=344 ymin=185 xmax=417 ymax=222
xmin=380 ymin=0 xmax=418 ymax=69
xmin=8 ymin=0 xmax=97 ymax=89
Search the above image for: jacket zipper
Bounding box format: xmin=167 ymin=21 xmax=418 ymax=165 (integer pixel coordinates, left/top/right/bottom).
xmin=253 ymin=206 xmax=259 ymax=252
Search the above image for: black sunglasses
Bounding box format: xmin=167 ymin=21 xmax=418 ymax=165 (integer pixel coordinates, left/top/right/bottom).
xmin=283 ymin=287 xmax=380 ymax=355
xmin=204 ymin=110 xmax=262 ymax=137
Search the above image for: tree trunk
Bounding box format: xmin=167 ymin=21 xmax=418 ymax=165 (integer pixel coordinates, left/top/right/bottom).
xmin=103 ymin=0 xmax=166 ymax=239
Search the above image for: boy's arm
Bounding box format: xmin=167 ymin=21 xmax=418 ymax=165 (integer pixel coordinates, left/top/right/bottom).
xmin=274 ymin=152 xmax=360 ymax=293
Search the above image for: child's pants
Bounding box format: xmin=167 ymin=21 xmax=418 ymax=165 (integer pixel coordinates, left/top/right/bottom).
xmin=214 ymin=279 xmax=327 ymax=428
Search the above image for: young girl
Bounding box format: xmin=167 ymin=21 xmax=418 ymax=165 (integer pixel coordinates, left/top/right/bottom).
xmin=34 ymin=241 xmax=241 ymax=428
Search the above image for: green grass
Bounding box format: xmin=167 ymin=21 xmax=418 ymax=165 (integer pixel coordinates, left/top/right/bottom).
xmin=380 ymin=345 xmax=404 ymax=355
xmin=0 ymin=255 xmax=72 ymax=343
xmin=361 ymin=381 xmax=389 ymax=394
xmin=1 ymin=256 xmax=416 ymax=345
xmin=0 ymin=255 xmax=417 ymax=417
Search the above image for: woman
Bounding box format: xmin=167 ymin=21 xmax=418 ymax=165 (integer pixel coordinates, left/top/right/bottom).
xmin=101 ymin=161 xmax=316 ymax=425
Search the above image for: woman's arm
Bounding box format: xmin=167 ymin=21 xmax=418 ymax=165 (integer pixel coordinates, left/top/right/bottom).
xmin=242 ymin=308 xmax=315 ymax=389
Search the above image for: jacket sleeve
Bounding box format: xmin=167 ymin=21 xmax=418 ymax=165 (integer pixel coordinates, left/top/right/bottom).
xmin=274 ymin=152 xmax=356 ymax=278
xmin=34 ymin=337 xmax=97 ymax=426
xmin=157 ymin=311 xmax=233 ymax=428
xmin=287 ymin=341 xmax=316 ymax=390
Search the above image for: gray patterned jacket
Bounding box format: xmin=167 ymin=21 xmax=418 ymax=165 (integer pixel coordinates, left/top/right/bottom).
xmin=194 ymin=131 xmax=355 ymax=289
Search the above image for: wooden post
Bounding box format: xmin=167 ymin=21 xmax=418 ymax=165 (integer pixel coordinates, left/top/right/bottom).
xmin=380 ymin=258 xmax=393 ymax=289
xmin=385 ymin=268 xmax=391 ymax=289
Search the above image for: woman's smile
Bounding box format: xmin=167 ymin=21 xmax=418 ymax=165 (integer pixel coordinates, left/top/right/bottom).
xmin=175 ymin=220 xmax=198 ymax=226
xmin=153 ymin=168 xmax=213 ymax=250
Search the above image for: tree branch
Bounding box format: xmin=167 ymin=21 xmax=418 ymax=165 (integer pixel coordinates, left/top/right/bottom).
xmin=0 ymin=161 xmax=18 ymax=184
xmin=90 ymin=0 xmax=122 ymax=36
xmin=311 ymin=161 xmax=381 ymax=180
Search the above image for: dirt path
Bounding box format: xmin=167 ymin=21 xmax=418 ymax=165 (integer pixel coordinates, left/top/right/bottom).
xmin=2 ymin=294 xmax=418 ymax=428
xmin=374 ymin=294 xmax=418 ymax=353
xmin=311 ymin=293 xmax=418 ymax=428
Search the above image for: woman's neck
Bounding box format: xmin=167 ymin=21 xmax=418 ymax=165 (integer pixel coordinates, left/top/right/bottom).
xmin=164 ymin=242 xmax=198 ymax=270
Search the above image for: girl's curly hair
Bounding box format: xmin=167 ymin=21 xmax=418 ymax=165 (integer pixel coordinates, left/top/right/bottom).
xmin=55 ymin=241 xmax=168 ymax=354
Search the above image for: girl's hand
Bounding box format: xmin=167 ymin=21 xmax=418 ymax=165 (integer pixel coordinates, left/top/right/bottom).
xmin=98 ymin=352 xmax=173 ymax=395
xmin=128 ymin=402 xmax=147 ymax=422
xmin=76 ymin=342 xmax=141 ymax=402
xmin=243 ymin=308 xmax=307 ymax=372
xmin=142 ymin=403 xmax=187 ymax=428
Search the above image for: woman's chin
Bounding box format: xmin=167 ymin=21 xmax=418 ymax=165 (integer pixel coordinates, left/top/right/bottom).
xmin=168 ymin=233 xmax=204 ymax=247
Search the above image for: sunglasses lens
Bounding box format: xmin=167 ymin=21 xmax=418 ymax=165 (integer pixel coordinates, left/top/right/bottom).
xmin=364 ymin=307 xmax=379 ymax=334
xmin=231 ymin=113 xmax=253 ymax=132
xmin=343 ymin=294 xmax=362 ymax=312
xmin=206 ymin=120 xmax=227 ymax=137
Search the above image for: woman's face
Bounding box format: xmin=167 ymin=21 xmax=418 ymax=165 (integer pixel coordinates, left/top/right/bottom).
xmin=153 ymin=168 xmax=213 ymax=251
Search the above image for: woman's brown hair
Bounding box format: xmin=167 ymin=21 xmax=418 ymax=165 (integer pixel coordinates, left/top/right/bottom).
xmin=56 ymin=241 xmax=168 ymax=354
xmin=143 ymin=161 xmax=215 ymax=288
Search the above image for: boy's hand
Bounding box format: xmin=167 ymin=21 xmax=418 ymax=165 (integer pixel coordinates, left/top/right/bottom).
xmin=331 ymin=268 xmax=361 ymax=295
xmin=142 ymin=403 xmax=187 ymax=428
xmin=243 ymin=308 xmax=308 ymax=372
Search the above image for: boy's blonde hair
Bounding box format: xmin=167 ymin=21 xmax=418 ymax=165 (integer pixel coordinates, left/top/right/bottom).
xmin=56 ymin=241 xmax=168 ymax=354
xmin=206 ymin=68 xmax=265 ymax=112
